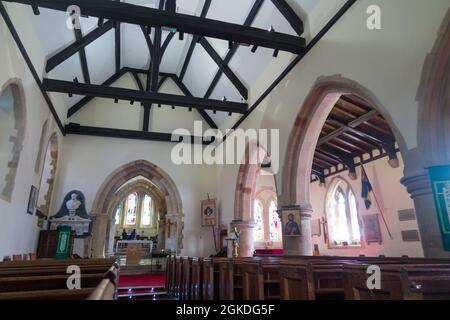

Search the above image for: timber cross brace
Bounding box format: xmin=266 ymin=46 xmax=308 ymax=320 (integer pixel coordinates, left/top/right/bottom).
xmin=1 ymin=0 xmax=357 ymax=143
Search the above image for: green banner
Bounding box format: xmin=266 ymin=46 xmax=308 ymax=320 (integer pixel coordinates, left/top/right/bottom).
xmin=429 ymin=165 xmax=450 ymax=251
xmin=55 ymin=225 xmax=72 ymax=259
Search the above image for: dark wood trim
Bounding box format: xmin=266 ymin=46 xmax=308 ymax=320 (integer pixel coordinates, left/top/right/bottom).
xmin=115 ymin=21 xmax=121 ymax=73
xmin=270 ymin=0 xmax=304 ymax=35
xmin=204 ymin=0 xmax=264 ymax=99
xmin=46 ymin=19 xmax=114 ymax=72
xmin=74 ymin=28 xmax=91 ymax=84
xmin=65 ymin=123 xmax=214 ymax=145
xmin=199 ymin=37 xmax=248 ymax=100
xmin=67 ymin=68 xmax=128 ymax=117
xmin=7 ymin=0 xmax=305 ymax=53
xmin=44 ymin=78 xmax=248 ymax=113
xmin=230 ymin=0 xmax=357 ymax=132
xmin=179 ymin=0 xmax=211 ymax=81
xmin=0 ymin=2 xmax=65 ymax=134
xmin=168 ymin=74 xmax=218 ymax=129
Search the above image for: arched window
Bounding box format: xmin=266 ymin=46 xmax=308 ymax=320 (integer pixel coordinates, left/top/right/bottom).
xmin=125 ymin=192 xmax=138 ymax=225
xmin=253 ymin=200 xmax=264 ymax=241
xmin=0 ymin=81 xmax=25 ymax=201
xmin=115 ymin=203 xmax=122 ymax=225
xmin=269 ymin=200 xmax=281 ymax=242
xmin=326 ymin=179 xmax=362 ymax=247
xmin=141 ymin=194 xmax=153 ymax=227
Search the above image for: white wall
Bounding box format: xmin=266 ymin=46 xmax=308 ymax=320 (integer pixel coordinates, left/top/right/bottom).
xmin=216 ymin=0 xmax=449 ymax=257
xmin=53 ymin=135 xmax=219 ymax=257
xmin=0 ymin=4 xmax=65 ymax=258
xmin=309 ymin=155 xmax=423 ymax=257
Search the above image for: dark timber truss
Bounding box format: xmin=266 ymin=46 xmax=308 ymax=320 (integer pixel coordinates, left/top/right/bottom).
xmin=1 ymin=0 xmax=358 ymax=143
xmin=311 ymin=95 xmax=399 ymax=183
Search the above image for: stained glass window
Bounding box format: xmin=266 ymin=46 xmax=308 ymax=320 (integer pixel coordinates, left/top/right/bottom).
xmin=142 ymin=194 xmax=152 ymax=227
xmin=253 ymin=200 xmax=264 ymax=241
xmin=115 ymin=205 xmax=121 ymax=225
xmin=269 ymin=200 xmax=281 ymax=242
xmin=125 ymin=192 xmax=138 ymax=225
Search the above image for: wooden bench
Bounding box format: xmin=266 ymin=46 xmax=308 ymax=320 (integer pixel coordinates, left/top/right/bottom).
xmin=0 ymin=258 xmax=118 ymax=300
xmin=202 ymin=258 xmax=214 ymax=300
xmin=344 ymin=264 xmax=450 ymax=300
xmin=181 ymin=257 xmax=192 ymax=300
xmin=190 ymin=257 xmax=203 ymax=300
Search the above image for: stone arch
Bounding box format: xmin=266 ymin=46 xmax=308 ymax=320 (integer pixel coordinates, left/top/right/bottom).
xmin=281 ymin=75 xmax=407 ymax=255
xmin=417 ymin=10 xmax=450 ymax=166
xmin=232 ymin=142 xmax=271 ymax=256
xmin=90 ymin=160 xmax=183 ymax=257
xmin=36 ymin=132 xmax=58 ymax=216
xmin=282 ymin=75 xmax=407 ymax=207
xmin=104 ymin=179 xmax=168 ymax=256
xmin=401 ymin=11 xmax=450 ymax=258
xmin=0 ymin=78 xmax=26 ymax=202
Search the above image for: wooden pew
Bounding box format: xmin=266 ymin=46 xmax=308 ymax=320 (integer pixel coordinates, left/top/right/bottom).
xmin=174 ymin=256 xmax=183 ymax=299
xmin=240 ymin=262 xmax=265 ymax=300
xmin=190 ymin=257 xmax=203 ymax=300
xmin=0 ymin=258 xmax=118 ymax=300
xmin=181 ymin=257 xmax=192 ymax=300
xmin=343 ymin=264 xmax=450 ymax=300
xmin=202 ymin=258 xmax=214 ymax=300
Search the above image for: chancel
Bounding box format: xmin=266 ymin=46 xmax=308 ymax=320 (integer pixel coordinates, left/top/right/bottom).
xmin=0 ymin=0 xmax=449 ymax=302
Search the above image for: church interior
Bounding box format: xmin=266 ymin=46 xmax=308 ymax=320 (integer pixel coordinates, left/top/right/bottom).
xmin=0 ymin=0 xmax=450 ymax=302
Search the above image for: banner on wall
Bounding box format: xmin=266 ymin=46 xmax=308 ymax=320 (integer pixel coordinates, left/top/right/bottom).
xmin=55 ymin=225 xmax=72 ymax=259
xmin=429 ymin=165 xmax=450 ymax=252
xmin=201 ymin=198 xmax=217 ymax=227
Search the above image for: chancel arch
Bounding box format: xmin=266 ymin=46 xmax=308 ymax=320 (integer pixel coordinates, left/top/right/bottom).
xmin=282 ymin=76 xmax=409 ymax=256
xmin=0 ymin=78 xmax=26 ymax=202
xmin=104 ymin=179 xmax=167 ymax=256
xmin=90 ymin=160 xmax=183 ymax=258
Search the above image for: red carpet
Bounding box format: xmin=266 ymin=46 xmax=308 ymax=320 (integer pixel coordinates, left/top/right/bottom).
xmin=119 ymin=274 xmax=166 ymax=288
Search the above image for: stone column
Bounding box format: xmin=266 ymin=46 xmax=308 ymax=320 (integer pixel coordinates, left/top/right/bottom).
xmin=401 ymin=170 xmax=450 ymax=258
xmin=279 ymin=205 xmax=313 ymax=256
xmin=230 ymin=220 xmax=255 ymax=257
xmin=90 ymin=213 xmax=110 ymax=258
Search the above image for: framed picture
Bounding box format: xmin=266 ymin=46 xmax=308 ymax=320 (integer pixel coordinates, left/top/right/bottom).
xmin=27 ymin=186 xmax=38 ymax=215
xmin=281 ymin=208 xmax=302 ymax=237
xmin=201 ymin=199 xmax=216 ymax=227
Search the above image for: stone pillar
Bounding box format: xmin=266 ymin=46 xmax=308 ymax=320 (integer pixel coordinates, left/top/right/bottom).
xmin=401 ymin=170 xmax=450 ymax=258
xmin=90 ymin=213 xmax=110 ymax=258
xmin=230 ymin=220 xmax=255 ymax=257
xmin=279 ymin=205 xmax=313 ymax=256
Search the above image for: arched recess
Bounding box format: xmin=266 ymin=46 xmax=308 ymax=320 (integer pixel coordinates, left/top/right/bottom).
xmin=104 ymin=179 xmax=167 ymax=256
xmin=36 ymin=133 xmax=58 ymax=216
xmin=281 ymin=75 xmax=407 ymax=255
xmin=0 ymin=78 xmax=26 ymax=202
xmin=90 ymin=160 xmax=183 ymax=258
xmin=233 ymin=142 xmax=278 ymax=256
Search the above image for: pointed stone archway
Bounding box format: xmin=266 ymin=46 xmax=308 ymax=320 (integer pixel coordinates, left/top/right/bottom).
xmin=89 ymin=160 xmax=183 ymax=258
xmin=281 ymin=75 xmax=407 ymax=256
